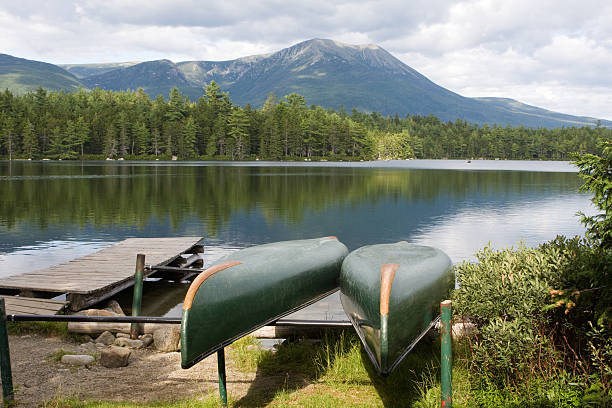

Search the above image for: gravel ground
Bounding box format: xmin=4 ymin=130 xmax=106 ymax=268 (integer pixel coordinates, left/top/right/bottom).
xmin=8 ymin=334 xmax=258 ymax=407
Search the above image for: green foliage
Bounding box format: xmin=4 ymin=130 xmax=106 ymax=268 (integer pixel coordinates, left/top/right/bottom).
xmin=454 ymin=236 xmax=611 ymax=400
xmin=21 ymin=118 xmax=37 ymax=158
xmin=573 ymin=139 xmax=612 ymax=249
xmin=453 ymin=243 xmax=565 ymax=325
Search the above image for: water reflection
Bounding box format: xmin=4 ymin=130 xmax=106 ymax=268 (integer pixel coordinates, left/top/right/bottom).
xmin=411 ymin=194 xmax=594 ymax=261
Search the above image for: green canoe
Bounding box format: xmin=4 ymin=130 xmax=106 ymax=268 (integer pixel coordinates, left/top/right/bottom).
xmin=340 ymin=242 xmax=453 ymax=375
xmin=181 ymin=236 xmax=349 ymax=369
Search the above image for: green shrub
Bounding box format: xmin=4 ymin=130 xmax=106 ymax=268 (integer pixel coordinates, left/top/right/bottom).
xmin=453 ymin=237 xmax=610 ymax=396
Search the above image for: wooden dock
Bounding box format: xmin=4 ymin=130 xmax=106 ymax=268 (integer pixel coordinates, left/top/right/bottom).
xmin=1 ymin=296 xmax=68 ymax=315
xmin=0 ymin=237 xmax=203 ymax=311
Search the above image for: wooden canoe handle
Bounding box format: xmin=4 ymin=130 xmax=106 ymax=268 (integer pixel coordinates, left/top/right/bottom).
xmin=380 ymin=263 xmax=399 ymax=316
xmin=183 ymin=261 xmax=242 ymax=310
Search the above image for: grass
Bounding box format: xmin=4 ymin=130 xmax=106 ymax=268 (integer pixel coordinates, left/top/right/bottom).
xmin=8 ymin=321 xmax=88 ymax=342
xmin=39 ymin=330 xmax=472 ymax=407
xmin=40 ymin=393 xmax=224 ymax=408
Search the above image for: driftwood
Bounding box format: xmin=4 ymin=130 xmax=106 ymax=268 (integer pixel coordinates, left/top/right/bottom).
xmin=68 ymin=322 xmax=331 ymax=337
xmin=67 ymin=308 xmax=168 ymax=335
xmin=67 ymin=321 xmax=170 ymax=335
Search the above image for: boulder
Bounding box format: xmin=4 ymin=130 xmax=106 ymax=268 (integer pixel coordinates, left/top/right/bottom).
xmin=61 ymin=354 xmax=95 ymax=366
xmin=95 ymin=331 xmax=115 ymax=345
xmin=140 ymin=334 xmax=154 ymax=348
xmin=114 ymin=338 xmax=144 ymax=349
xmin=116 ymin=333 xmax=130 ymax=339
xmin=153 ymin=326 xmax=181 ymax=352
xmin=452 ymin=321 xmax=476 ymax=338
xmin=104 ymin=300 xmax=125 ymax=315
xmin=100 ymin=346 xmax=131 ymax=368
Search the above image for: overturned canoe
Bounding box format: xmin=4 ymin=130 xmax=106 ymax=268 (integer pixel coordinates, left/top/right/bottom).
xmin=340 ymin=242 xmax=453 ymax=375
xmin=181 ymin=236 xmax=349 ymax=369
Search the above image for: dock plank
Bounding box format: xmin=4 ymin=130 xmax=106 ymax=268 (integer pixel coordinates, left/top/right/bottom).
xmin=1 ymin=296 xmax=68 ymax=315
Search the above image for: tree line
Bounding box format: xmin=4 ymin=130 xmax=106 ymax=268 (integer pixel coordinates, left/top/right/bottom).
xmin=0 ymin=83 xmax=609 ymax=160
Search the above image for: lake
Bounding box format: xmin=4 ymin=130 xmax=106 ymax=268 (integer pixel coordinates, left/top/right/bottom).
xmin=0 ymin=159 xmax=593 ymax=317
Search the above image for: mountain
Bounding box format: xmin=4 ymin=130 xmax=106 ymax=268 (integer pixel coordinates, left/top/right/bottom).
xmin=1 ymin=40 xmax=610 ymax=128
xmin=60 ymin=62 xmax=139 ymax=78
xmin=80 ymin=59 xmax=203 ymax=98
xmin=0 ymin=53 xmax=84 ymax=94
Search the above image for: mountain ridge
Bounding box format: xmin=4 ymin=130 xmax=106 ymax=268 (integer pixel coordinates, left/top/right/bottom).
xmin=2 ymin=39 xmax=610 ymax=128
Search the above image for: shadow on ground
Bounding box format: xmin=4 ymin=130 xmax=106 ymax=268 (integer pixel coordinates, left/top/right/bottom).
xmin=232 ymin=329 xmax=441 ymax=407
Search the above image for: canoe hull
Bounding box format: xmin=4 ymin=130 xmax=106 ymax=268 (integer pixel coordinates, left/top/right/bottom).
xmin=181 ymin=237 xmax=348 ymax=368
xmin=340 ymin=242 xmax=453 ymax=375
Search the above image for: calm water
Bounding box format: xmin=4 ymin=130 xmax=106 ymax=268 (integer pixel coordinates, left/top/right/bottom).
xmin=0 ymin=159 xmax=592 ymax=317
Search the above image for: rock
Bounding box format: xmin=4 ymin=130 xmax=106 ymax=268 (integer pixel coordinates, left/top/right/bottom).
xmin=61 ymin=354 xmax=95 ymax=366
xmin=114 ymin=338 xmax=144 ymax=349
xmin=100 ymin=346 xmax=131 ymax=368
xmin=95 ymin=331 xmax=115 ymax=345
xmin=78 ymin=342 xmax=98 ymax=353
xmin=104 ymin=300 xmax=125 ymax=315
xmin=140 ymin=334 xmax=153 ymax=348
xmin=116 ymin=333 xmax=130 ymax=338
xmin=153 ymin=326 xmax=180 ymax=352
xmin=452 ymin=321 xmax=476 ymax=338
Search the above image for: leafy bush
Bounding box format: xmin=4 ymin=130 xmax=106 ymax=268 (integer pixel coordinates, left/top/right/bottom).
xmin=453 ymin=238 xmax=610 ymax=399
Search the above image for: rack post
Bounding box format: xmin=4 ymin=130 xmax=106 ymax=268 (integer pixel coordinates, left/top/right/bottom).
xmin=130 ymin=254 xmax=145 ymax=339
xmin=440 ymin=300 xmax=452 ymax=407
xmin=0 ymin=298 xmax=14 ymax=406
xmin=217 ymin=348 xmax=228 ymax=406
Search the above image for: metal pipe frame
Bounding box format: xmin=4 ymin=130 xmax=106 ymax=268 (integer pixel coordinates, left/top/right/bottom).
xmin=5 ymin=314 xmax=351 ymax=328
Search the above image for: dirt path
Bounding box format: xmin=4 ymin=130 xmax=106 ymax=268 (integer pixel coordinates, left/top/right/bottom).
xmin=8 ymin=334 xmax=258 ymax=407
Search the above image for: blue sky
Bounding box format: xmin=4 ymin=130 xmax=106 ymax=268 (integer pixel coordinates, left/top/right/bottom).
xmin=1 ymin=0 xmax=611 ymax=120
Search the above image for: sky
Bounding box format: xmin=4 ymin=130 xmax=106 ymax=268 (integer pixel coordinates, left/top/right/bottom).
xmin=1 ymin=0 xmax=611 ymax=120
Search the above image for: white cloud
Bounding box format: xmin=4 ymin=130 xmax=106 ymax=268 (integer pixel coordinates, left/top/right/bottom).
xmin=0 ymin=1 xmax=611 ymax=119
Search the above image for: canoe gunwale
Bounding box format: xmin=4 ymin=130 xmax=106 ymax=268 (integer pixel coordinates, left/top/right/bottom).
xmin=181 ymin=287 xmax=340 ymax=369
xmin=183 ymin=261 xmax=243 ymax=311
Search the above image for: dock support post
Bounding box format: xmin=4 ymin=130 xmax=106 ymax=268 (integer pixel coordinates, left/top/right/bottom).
xmin=130 ymin=254 xmax=145 ymax=340
xmin=0 ymin=298 xmax=14 ymax=406
xmin=440 ymin=300 xmax=452 ymax=408
xmin=217 ymin=348 xmax=228 ymax=406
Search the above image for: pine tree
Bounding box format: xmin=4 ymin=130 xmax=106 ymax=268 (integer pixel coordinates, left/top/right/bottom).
xmin=64 ymin=120 xmax=78 ymax=158
xmin=74 ymin=116 xmax=89 ymax=158
xmin=117 ymin=112 xmax=129 ymax=157
xmin=103 ymin=123 xmax=117 ymax=159
xmin=181 ymin=117 xmax=197 ymax=158
xmin=133 ymin=122 xmax=150 ymax=155
xmin=21 ymin=119 xmax=38 ymax=159
xmin=227 ymin=109 xmax=250 ymax=159
xmin=49 ymin=126 xmax=66 ymax=158
xmin=1 ymin=114 xmax=15 ymax=160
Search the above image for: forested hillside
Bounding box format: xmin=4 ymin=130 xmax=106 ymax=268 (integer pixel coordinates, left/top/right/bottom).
xmin=0 ymin=84 xmax=609 ymax=161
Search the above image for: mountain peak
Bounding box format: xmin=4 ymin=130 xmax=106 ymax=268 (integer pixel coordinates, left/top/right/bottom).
xmin=308 ymin=38 xmax=381 ymax=50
